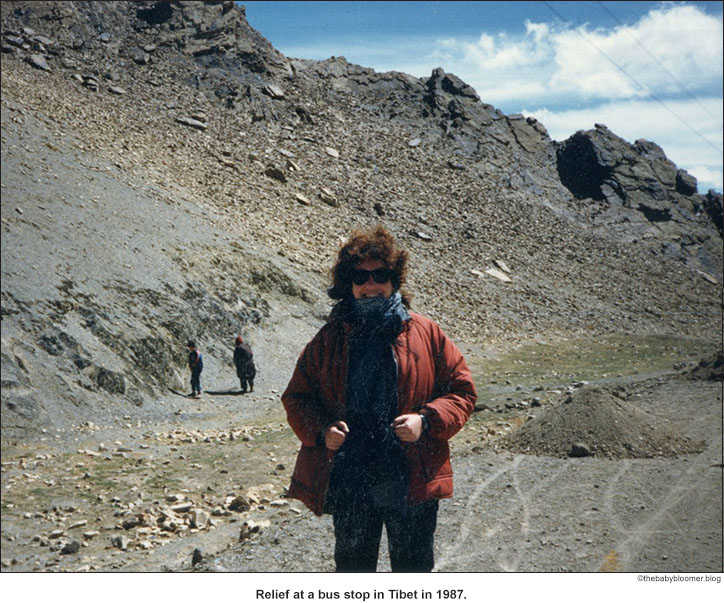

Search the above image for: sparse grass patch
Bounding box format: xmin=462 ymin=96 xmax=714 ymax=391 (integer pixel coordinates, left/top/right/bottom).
xmin=141 ymin=470 xmax=183 ymax=492
xmin=28 ymin=486 xmax=51 ymax=499
xmin=468 ymin=333 xmax=716 ymax=394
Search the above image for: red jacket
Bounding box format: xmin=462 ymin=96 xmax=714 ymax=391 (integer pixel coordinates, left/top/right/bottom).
xmin=282 ymin=311 xmax=477 ymax=515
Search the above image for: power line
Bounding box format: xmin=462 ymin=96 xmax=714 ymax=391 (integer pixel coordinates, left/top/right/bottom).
xmin=595 ymin=0 xmax=723 ymax=128
xmin=540 ymin=0 xmax=722 ymax=155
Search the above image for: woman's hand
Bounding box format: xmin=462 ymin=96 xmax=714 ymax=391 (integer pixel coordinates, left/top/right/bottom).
xmin=325 ymin=420 xmax=349 ymax=451
xmin=392 ymin=413 xmax=423 ymax=442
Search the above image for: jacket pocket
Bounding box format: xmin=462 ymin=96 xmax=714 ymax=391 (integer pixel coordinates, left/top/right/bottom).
xmin=415 ymin=436 xmax=452 ymax=483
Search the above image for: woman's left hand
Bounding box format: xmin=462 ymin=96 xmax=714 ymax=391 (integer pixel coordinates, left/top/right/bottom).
xmin=392 ymin=413 xmax=423 ymax=442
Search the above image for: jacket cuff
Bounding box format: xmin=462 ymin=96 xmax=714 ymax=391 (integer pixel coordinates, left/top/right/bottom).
xmin=418 ymin=412 xmax=430 ymax=433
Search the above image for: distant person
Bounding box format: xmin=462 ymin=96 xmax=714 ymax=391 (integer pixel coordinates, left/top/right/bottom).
xmin=233 ymin=336 xmax=256 ymax=393
xmin=187 ymin=340 xmax=203 ymax=398
xmin=282 ymin=225 xmax=477 ymax=572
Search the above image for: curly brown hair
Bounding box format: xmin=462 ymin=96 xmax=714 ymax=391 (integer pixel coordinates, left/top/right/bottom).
xmin=328 ymin=225 xmax=411 ymax=307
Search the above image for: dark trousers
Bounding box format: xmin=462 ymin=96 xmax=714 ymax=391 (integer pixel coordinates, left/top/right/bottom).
xmin=237 ymin=363 xmax=255 ymax=392
xmin=239 ymin=375 xmax=254 ymax=392
xmin=190 ymin=369 xmax=202 ymax=394
xmin=332 ymin=500 xmax=438 ymax=572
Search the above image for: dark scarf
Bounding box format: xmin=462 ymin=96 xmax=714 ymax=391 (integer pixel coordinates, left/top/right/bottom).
xmin=325 ymin=293 xmax=411 ymax=514
xmin=346 ymin=293 xmax=409 ymax=338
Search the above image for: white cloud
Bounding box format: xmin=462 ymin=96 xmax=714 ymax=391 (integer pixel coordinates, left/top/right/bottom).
xmin=526 ymin=21 xmax=550 ymax=44
xmin=413 ymin=4 xmax=723 ymax=105
xmin=686 ymin=166 xmax=723 ymax=193
xmin=462 ymin=31 xmax=546 ymax=70
xmin=548 ymin=5 xmax=723 ymax=99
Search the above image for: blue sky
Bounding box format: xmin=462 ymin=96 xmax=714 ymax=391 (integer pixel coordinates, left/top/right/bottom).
xmin=240 ymin=1 xmax=723 ymax=193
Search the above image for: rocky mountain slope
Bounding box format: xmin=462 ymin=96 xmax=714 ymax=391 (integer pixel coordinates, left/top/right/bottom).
xmin=1 ymin=0 xmax=721 ymax=439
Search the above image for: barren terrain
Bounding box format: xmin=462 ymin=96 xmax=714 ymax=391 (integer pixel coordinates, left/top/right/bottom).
xmin=2 ymin=335 xmax=721 ymax=573
xmin=1 ymin=1 xmax=721 ymax=578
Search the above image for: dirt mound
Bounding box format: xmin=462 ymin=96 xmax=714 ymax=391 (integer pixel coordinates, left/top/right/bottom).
xmin=497 ymin=386 xmax=705 ymax=459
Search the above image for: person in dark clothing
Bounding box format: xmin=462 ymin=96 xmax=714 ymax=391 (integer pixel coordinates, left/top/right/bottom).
xmin=282 ymin=225 xmax=476 ymax=572
xmin=233 ymin=336 xmax=256 ymax=393
xmin=187 ymin=340 xmax=203 ymax=398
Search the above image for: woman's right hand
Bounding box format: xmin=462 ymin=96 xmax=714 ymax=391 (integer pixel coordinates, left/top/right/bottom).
xmin=325 ymin=420 xmax=349 ymax=451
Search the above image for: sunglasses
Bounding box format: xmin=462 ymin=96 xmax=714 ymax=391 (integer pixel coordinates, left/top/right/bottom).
xmin=351 ymin=268 xmax=394 ymax=285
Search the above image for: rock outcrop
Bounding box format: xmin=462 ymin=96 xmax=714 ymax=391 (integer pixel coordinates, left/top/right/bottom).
xmin=556 ymin=125 xmax=721 ymax=273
